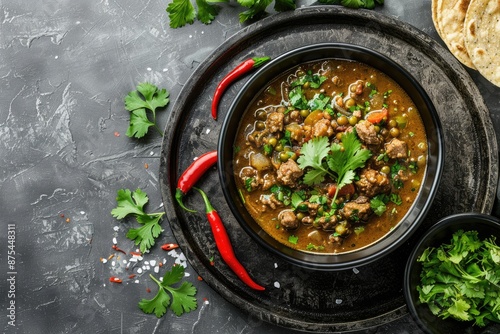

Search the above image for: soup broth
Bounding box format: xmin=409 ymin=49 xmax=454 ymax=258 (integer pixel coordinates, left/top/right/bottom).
xmin=233 ymin=59 xmax=427 ymax=254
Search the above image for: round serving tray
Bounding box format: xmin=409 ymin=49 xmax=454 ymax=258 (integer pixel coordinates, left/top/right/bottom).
xmin=159 ymin=6 xmax=498 ymax=332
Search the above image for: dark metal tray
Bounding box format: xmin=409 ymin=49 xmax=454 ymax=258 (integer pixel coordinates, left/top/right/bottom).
xmin=159 ymin=6 xmax=498 ymax=332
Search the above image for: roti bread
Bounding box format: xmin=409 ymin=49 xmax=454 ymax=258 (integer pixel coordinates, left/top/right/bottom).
xmin=464 ymin=0 xmax=500 ymax=86
xmin=436 ymin=0 xmax=475 ymax=69
xmin=432 ymin=0 xmax=444 ymax=38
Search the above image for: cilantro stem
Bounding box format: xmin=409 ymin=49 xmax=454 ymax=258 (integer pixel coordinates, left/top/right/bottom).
xmin=149 ymin=273 xmax=162 ymax=286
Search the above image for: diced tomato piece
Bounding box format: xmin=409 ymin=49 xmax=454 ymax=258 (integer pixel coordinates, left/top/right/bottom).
xmin=327 ymin=183 xmax=355 ymax=197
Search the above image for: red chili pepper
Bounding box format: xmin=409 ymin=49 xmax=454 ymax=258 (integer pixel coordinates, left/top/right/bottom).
xmin=112 ymin=244 xmax=127 ymax=255
xmin=211 ymin=56 xmax=271 ymax=120
xmin=109 ymin=276 xmax=122 ymax=283
xmin=175 ymin=150 xmax=218 ymax=212
xmin=161 ymin=243 xmax=179 ymax=251
xmin=194 ymin=187 xmax=265 ymax=291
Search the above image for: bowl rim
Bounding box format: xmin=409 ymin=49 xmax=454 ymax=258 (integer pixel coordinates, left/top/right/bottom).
xmin=218 ymin=42 xmax=444 ymax=271
xmin=403 ymin=212 xmax=500 ymax=333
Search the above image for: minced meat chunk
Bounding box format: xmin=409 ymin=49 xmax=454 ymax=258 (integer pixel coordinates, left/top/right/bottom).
xmin=355 ymin=168 xmax=391 ymax=197
xmin=279 ymin=210 xmax=299 ymax=230
xmin=266 ymin=112 xmax=284 ymax=133
xmin=340 ymin=196 xmax=372 ymax=221
xmin=312 ymin=118 xmax=335 ymax=138
xmin=355 ymin=120 xmax=381 ymax=146
xmin=260 ymin=193 xmax=283 ymax=210
xmin=276 ymin=159 xmax=303 ymax=187
xmin=385 ymin=138 xmax=408 ymax=159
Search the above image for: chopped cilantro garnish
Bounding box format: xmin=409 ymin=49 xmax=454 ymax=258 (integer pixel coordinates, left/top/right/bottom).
xmin=416 ymin=230 xmax=500 ymax=327
xmin=390 ymin=193 xmax=402 ymax=205
xmin=306 ymin=243 xmax=325 ymax=251
xmin=288 ymin=234 xmax=299 ymax=245
xmin=370 ymin=194 xmax=389 ymax=216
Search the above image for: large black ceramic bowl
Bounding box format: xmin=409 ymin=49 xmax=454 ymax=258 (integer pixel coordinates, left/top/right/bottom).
xmin=404 ymin=213 xmax=500 ymax=334
xmin=218 ymin=43 xmax=444 ymax=271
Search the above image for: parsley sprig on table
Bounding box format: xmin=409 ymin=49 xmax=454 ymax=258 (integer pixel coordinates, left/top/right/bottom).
xmin=417 ymin=230 xmax=500 ymax=327
xmin=166 ymin=0 xmax=382 ymax=28
xmin=318 ymin=0 xmax=384 ymax=8
xmin=111 ymin=188 xmax=165 ymax=253
xmin=124 ymin=83 xmax=169 ymax=138
xmin=139 ymin=265 xmax=197 ymax=318
xmin=297 ymin=131 xmax=371 ymax=203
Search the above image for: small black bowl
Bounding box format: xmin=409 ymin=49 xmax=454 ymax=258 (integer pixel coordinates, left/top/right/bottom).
xmin=218 ymin=43 xmax=444 ymax=271
xmin=404 ymin=213 xmax=500 ymax=334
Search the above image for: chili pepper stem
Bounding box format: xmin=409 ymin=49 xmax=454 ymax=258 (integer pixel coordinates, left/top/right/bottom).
xmin=194 ymin=187 xmax=215 ymax=213
xmin=251 ymin=56 xmax=271 ymax=67
xmin=175 ymin=188 xmax=197 ymax=213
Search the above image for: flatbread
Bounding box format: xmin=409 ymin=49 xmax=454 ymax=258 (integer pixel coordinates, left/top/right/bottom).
xmin=464 ymin=0 xmax=500 ymax=86
xmin=432 ymin=0 xmax=444 ymax=38
xmin=436 ymin=0 xmax=475 ymax=69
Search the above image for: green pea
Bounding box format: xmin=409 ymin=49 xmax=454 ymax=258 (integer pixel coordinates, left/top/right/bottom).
xmin=300 ymin=109 xmax=310 ymax=118
xmin=337 ymin=115 xmax=348 ymax=126
xmin=381 ymin=165 xmax=390 ymax=174
xmin=389 ymin=127 xmax=400 ymax=137
xmin=255 ymin=121 xmax=265 ymax=131
xmin=348 ymin=116 xmax=358 ymax=126
xmin=268 ymin=137 xmax=277 ymax=147
xmin=256 ymin=110 xmax=267 ymax=121
xmin=344 ymin=98 xmax=355 ymax=109
xmin=280 ymin=152 xmax=289 ymax=162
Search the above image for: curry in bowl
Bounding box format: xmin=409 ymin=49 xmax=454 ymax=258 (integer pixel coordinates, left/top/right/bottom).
xmin=232 ymin=57 xmax=428 ymax=254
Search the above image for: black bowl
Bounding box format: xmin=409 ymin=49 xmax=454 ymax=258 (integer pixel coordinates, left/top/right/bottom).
xmin=404 ymin=213 xmax=500 ymax=334
xmin=218 ymin=43 xmax=444 ymax=270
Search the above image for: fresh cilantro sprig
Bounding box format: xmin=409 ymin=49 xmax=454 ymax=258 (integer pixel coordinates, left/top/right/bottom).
xmin=417 ymin=230 xmax=500 ymax=327
xmin=297 ymin=132 xmax=371 ymax=203
xmin=111 ymin=188 xmax=165 ymax=253
xmin=166 ymin=0 xmax=381 ymax=28
xmin=139 ymin=265 xmax=197 ymax=318
xmin=124 ymin=82 xmax=169 ymax=138
xmin=317 ymin=0 xmax=384 ymax=9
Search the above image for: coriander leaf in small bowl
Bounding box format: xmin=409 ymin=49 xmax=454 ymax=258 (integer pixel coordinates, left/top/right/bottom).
xmin=404 ymin=213 xmax=500 ymax=334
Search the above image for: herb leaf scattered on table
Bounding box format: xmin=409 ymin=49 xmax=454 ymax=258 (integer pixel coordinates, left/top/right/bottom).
xmin=124 ymin=82 xmax=169 ymax=138
xmin=166 ymin=0 xmax=382 ymax=28
xmin=139 ymin=265 xmax=198 ymax=318
xmin=111 ymin=188 xmax=165 ymax=253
